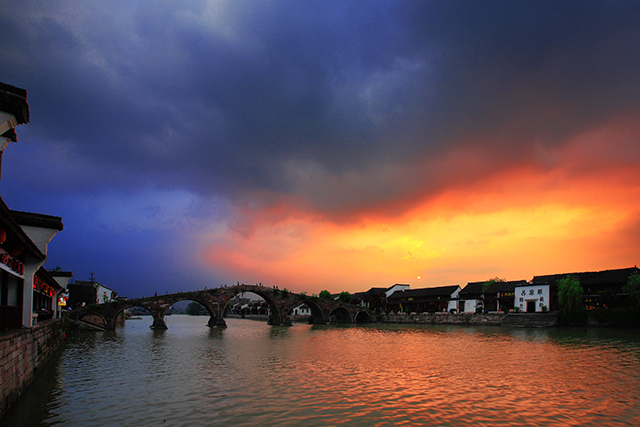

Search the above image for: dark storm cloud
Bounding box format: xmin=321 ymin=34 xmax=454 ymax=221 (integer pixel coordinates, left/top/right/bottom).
xmin=3 ymin=0 xmax=640 ymax=205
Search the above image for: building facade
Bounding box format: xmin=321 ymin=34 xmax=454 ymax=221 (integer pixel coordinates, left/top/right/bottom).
xmin=0 ymin=83 xmax=65 ymax=330
xmin=67 ymin=280 xmax=118 ymax=308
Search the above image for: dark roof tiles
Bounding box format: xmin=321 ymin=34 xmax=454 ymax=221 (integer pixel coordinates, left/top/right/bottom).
xmin=388 ymin=285 xmax=459 ymax=300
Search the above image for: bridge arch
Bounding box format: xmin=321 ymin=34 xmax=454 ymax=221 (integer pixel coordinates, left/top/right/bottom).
xmin=329 ymin=306 xmax=352 ymax=323
xmin=78 ymin=311 xmax=108 ymax=329
xmin=69 ymin=285 xmax=374 ymax=329
xmin=225 ymin=287 xmax=282 ymax=325
xmin=355 ymin=310 xmax=372 ymax=323
xmin=298 ymin=298 xmax=327 ymax=324
xmin=112 ymin=303 xmax=150 ymax=327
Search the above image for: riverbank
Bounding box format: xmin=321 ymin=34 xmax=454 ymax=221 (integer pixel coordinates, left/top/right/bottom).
xmin=0 ymin=318 xmax=69 ymax=418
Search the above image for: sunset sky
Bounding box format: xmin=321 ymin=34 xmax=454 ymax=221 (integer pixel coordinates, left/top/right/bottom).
xmin=1 ymin=1 xmax=639 ymax=297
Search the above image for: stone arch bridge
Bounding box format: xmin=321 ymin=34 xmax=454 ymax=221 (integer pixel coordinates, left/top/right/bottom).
xmin=69 ymin=285 xmax=373 ymax=330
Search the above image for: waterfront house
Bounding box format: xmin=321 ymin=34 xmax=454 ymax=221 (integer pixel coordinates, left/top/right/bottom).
xmin=32 ymin=267 xmax=63 ymax=323
xmin=67 ymin=279 xmax=118 ymax=308
xmin=529 ymin=267 xmax=640 ymax=311
xmin=514 ymin=281 xmax=552 ymax=313
xmin=456 ymin=282 xmax=486 ymax=313
xmin=0 ymin=200 xmax=46 ymax=330
xmin=357 ymin=284 xmax=410 ymax=312
xmin=483 ymin=280 xmax=525 ymax=312
xmin=350 ymin=291 xmax=366 ymax=307
xmin=387 ymin=285 xmax=461 ymax=313
xmin=0 ymin=82 xmax=65 ymax=330
xmin=361 ymin=287 xmax=387 ymax=311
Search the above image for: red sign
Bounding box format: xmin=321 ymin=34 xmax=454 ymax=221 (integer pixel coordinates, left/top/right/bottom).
xmin=1 ymin=252 xmax=24 ymax=275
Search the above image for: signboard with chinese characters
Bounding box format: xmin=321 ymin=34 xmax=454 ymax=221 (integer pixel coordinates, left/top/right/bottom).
xmin=0 ymin=249 xmax=24 ymax=278
xmin=513 ymin=284 xmax=550 ymax=312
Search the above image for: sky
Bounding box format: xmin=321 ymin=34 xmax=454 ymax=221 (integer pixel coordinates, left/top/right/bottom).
xmin=1 ymin=0 xmax=639 ymax=298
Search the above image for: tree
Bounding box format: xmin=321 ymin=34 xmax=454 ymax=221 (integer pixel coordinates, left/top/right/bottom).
xmin=319 ymin=290 xmax=332 ymax=300
xmin=557 ymin=275 xmax=586 ymax=324
xmin=623 ymin=271 xmax=640 ymax=307
xmin=338 ymin=291 xmax=352 ymax=303
xmin=186 ymin=301 xmax=207 ymax=316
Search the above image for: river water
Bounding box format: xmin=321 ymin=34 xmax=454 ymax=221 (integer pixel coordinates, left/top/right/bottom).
xmin=4 ymin=316 xmax=640 ymax=426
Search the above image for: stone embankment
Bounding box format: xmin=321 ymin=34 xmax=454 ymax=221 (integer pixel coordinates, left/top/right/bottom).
xmin=381 ymin=312 xmax=506 ymax=326
xmin=379 ymin=312 xmax=558 ymax=327
xmin=0 ymin=319 xmax=69 ymax=418
xmin=499 ymin=313 xmax=558 ymax=328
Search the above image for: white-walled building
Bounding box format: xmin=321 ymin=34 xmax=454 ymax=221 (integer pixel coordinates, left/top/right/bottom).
xmin=456 ymin=282 xmax=486 ymax=313
xmin=513 ymin=282 xmax=550 ymax=313
xmin=67 ymin=279 xmax=118 ymax=307
xmin=385 ymin=283 xmax=410 ymax=298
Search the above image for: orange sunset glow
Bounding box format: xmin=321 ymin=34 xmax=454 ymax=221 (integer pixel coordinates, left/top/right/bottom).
xmin=202 ymin=119 xmax=640 ymax=294
xmin=4 ymin=1 xmax=640 ymax=297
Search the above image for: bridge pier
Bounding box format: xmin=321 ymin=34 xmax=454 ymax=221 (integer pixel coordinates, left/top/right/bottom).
xmin=208 ymin=316 xmax=227 ymax=327
xmin=150 ymin=315 xmax=168 ymax=330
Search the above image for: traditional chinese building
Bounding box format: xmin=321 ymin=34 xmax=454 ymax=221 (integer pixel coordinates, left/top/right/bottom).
xmin=456 ymin=281 xmax=486 ymax=313
xmin=387 ymin=285 xmax=461 ymax=313
xmin=483 ymin=280 xmax=526 ymax=312
xmin=67 ymin=279 xmax=118 ymax=308
xmin=0 ymin=82 xmax=65 ymax=330
xmin=528 ymin=267 xmax=640 ymax=311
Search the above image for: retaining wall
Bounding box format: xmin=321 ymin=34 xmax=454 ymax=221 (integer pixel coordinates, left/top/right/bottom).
xmin=0 ymin=318 xmax=69 ymax=418
xmin=380 ymin=312 xmax=507 ymax=325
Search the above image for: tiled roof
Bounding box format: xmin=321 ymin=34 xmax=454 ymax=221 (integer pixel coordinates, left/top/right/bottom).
xmin=0 ymin=82 xmax=29 ymax=124
xmin=365 ymin=287 xmax=388 ymax=295
xmin=459 ymin=281 xmax=485 ymax=296
xmin=388 ymin=285 xmax=459 ymax=300
xmin=36 ymin=267 xmax=63 ymax=290
xmin=10 ymin=210 xmax=64 ymax=231
xmin=0 ymin=197 xmax=45 ymax=260
xmin=485 ymin=280 xmax=527 ymax=293
xmin=532 ymin=267 xmax=639 ymax=287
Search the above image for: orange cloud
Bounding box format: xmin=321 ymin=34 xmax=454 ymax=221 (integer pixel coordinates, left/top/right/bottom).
xmin=201 ymin=117 xmax=640 ymax=294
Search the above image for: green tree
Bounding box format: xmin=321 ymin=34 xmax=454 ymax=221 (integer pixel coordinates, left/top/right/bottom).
xmin=623 ymin=271 xmax=640 ymax=307
xmin=557 ymin=275 xmax=586 ymax=324
xmin=338 ymin=291 xmax=352 ymax=303
xmin=186 ymin=301 xmax=207 ymax=315
xmin=319 ymin=290 xmax=332 ymax=300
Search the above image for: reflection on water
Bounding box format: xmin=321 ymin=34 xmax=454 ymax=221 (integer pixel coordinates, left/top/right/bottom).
xmin=4 ymin=316 xmax=640 ymax=426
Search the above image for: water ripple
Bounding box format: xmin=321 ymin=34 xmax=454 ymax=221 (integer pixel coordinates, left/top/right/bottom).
xmin=5 ymin=319 xmax=640 ymax=426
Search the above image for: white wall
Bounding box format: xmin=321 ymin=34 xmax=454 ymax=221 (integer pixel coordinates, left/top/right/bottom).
xmin=514 ymin=284 xmax=549 ymax=312
xmin=291 ymin=304 xmax=310 ymax=316
xmin=386 ymin=284 xmax=409 ymax=298
xmin=464 ymin=299 xmax=481 ymax=313
xmin=96 ymin=285 xmax=116 ymax=303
